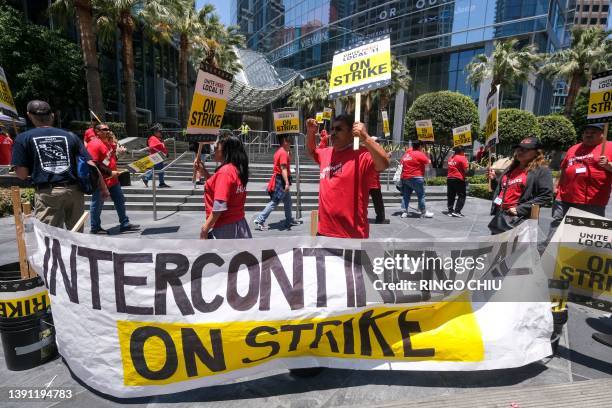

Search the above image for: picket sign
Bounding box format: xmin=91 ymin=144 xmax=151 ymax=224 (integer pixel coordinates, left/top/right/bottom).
xmin=587 ymin=70 xmax=612 ymax=154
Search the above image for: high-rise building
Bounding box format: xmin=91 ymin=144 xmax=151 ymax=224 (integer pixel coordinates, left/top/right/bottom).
xmin=572 ymin=0 xmax=609 ymax=28
xmin=234 ymin=0 xmax=573 ymax=141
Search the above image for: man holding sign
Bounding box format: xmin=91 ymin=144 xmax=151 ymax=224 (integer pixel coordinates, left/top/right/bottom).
xmin=306 ymin=115 xmax=389 ymax=238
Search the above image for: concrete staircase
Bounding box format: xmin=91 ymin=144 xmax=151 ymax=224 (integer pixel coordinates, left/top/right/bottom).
xmin=85 ymin=148 xmax=447 ymax=213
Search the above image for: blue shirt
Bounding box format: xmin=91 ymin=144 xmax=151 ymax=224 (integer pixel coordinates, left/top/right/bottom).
xmin=11 ymin=127 xmax=90 ymax=186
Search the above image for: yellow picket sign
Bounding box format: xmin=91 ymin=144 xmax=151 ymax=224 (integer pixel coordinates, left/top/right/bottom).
xmin=415 ymin=119 xmax=434 ymax=142
xmin=382 ymin=110 xmax=390 ymax=137
xmin=273 ymin=110 xmax=300 ymax=134
xmin=128 ymin=152 xmax=165 ymax=173
xmin=0 ymin=66 xmax=17 ymax=116
xmin=452 ymin=124 xmax=472 ymax=147
xmin=587 ymin=70 xmax=612 ymax=123
xmin=484 ymin=85 xmax=500 ymax=146
xmin=316 ymin=112 xmax=324 ymax=124
xmin=323 ymin=107 xmax=333 ymax=121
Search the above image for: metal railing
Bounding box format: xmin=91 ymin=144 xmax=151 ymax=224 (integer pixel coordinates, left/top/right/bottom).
xmin=150 ymin=150 xmax=191 ymax=221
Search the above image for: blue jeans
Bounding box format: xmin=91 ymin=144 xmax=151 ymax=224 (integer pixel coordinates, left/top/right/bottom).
xmin=90 ymin=184 xmax=130 ymax=230
xmin=143 ymin=162 xmax=165 ymax=185
xmin=256 ymin=190 xmax=294 ymax=225
xmin=401 ymin=177 xmax=426 ymax=213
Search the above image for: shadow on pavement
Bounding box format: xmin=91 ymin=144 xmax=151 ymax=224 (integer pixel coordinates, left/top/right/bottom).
xmin=585 ymin=317 xmax=612 ymax=335
xmin=66 ymin=361 xmax=550 ymax=404
xmin=141 ymin=226 xmax=181 ymax=235
xmin=556 ymin=345 xmax=612 ymax=375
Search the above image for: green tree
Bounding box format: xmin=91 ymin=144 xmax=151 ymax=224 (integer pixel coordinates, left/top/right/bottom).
xmin=50 ymin=0 xmax=106 ymax=120
xmin=569 ymin=87 xmax=590 ymax=135
xmin=94 ymin=0 xmax=168 ymax=137
xmin=190 ymin=15 xmax=245 ymax=73
xmin=466 ymin=38 xmax=541 ymax=102
xmin=0 ymin=4 xmax=86 ymax=122
xmin=540 ymin=27 xmax=612 ymax=117
xmin=537 ymin=115 xmax=576 ymax=151
xmin=494 ymin=108 xmax=540 ymax=153
xmin=404 ymin=91 xmax=479 ymax=167
xmin=287 ymin=78 xmax=329 ymax=121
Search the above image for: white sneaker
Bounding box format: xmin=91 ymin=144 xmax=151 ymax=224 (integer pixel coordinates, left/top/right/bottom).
xmin=254 ymin=221 xmax=268 ymax=231
xmin=401 ymin=212 xmax=408 ymax=218
xmin=421 ymin=211 xmax=434 ymax=218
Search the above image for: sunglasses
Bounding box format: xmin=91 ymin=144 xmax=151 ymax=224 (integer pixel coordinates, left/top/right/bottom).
xmin=99 ymin=128 xmax=110 ymax=132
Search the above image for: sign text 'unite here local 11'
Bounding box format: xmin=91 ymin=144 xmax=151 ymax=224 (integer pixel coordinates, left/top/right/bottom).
xmin=587 ymin=70 xmax=612 ymax=123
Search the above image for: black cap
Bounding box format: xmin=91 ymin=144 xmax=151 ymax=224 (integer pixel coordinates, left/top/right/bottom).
xmin=513 ymin=136 xmax=542 ymax=150
xmin=150 ymin=123 xmax=163 ymax=132
xmin=26 ymin=100 xmax=51 ymax=115
xmin=584 ymin=123 xmax=604 ymax=131
xmin=453 ymin=145 xmax=465 ymax=153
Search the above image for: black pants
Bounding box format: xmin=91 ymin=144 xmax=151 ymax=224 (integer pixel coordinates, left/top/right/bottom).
xmin=369 ymin=188 xmax=385 ymax=221
xmin=447 ymin=178 xmax=466 ymax=213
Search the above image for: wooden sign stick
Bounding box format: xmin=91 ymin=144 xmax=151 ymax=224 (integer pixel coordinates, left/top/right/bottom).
xmin=353 ymin=93 xmax=361 ymax=150
xmin=11 ymin=187 xmax=28 ymax=279
xmin=310 ymin=210 xmax=319 ymax=237
xmin=192 ymin=142 xmax=204 ymax=184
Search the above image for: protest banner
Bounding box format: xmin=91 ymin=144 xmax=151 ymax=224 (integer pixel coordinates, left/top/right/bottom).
xmin=26 ymin=219 xmax=553 ymax=398
xmin=415 ymin=119 xmax=434 ymax=142
xmin=541 ymin=208 xmax=611 ymax=312
xmin=127 ymin=152 xmax=165 ymax=173
xmin=0 ymin=66 xmax=17 ymax=117
xmin=186 ymin=65 xmax=233 ymax=143
xmin=483 ymin=85 xmax=500 ymax=147
xmin=323 ymin=107 xmax=333 ymax=121
xmin=452 ymin=124 xmax=472 ymax=147
xmin=0 ymin=278 xmax=49 ymax=319
xmin=587 ymin=70 xmax=612 ymax=124
xmin=328 ymin=36 xmax=391 ymax=149
xmin=382 ymin=111 xmax=390 ymax=137
xmin=316 ymin=112 xmax=324 ymax=124
xmin=273 ymin=109 xmax=300 ymax=134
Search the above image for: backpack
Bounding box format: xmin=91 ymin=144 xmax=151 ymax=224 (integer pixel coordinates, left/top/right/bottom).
xmin=76 ymin=154 xmax=100 ymax=194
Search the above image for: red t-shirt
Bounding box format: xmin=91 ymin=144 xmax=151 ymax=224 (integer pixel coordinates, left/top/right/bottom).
xmin=148 ymin=135 xmax=168 ymax=155
xmin=84 ymin=128 xmax=96 ymax=144
xmin=557 ymin=141 xmax=612 ymax=207
xmin=496 ymin=167 xmax=528 ymax=210
xmin=273 ymin=147 xmax=291 ymax=178
xmin=447 ymin=154 xmax=468 ymax=180
xmin=401 ymin=150 xmax=430 ymax=179
xmin=319 ymin=129 xmax=329 ymax=148
xmin=204 ymin=163 xmax=247 ymax=227
xmin=87 ymin=137 xmax=118 ymax=187
xmin=0 ymin=133 xmax=13 ymax=165
xmin=313 ymin=146 xmax=376 ymax=238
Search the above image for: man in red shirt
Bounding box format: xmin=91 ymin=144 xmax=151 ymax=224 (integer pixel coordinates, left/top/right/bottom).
xmin=87 ymin=123 xmax=140 ymax=234
xmin=447 ymin=146 xmax=469 ymax=217
xmin=551 ymin=123 xmax=612 ymax=229
xmin=400 ymin=141 xmax=433 ymax=218
xmin=254 ymin=134 xmax=300 ymax=230
xmin=475 ymin=146 xmax=485 ymax=162
xmin=142 ymin=123 xmax=170 ymax=188
xmin=0 ymin=126 xmax=13 ymax=165
xmin=83 ymin=126 xmax=96 ymax=147
xmin=306 ymin=114 xmax=389 ymax=239
xmin=318 ymin=128 xmax=329 ymax=148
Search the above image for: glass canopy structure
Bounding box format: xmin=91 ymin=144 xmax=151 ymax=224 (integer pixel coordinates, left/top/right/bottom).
xmin=227 ymin=49 xmax=299 ymax=112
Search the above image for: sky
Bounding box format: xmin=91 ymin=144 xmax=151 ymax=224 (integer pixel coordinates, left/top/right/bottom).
xmin=197 ymin=0 xmax=232 ymax=26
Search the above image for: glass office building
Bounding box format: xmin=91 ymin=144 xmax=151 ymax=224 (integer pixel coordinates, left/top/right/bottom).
xmin=233 ymin=0 xmax=573 ymax=140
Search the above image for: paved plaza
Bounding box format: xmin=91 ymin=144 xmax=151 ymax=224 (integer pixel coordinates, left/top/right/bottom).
xmin=0 ymin=197 xmax=610 ymax=407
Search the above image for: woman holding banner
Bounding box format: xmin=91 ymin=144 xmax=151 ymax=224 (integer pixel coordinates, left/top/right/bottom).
xmin=199 ymin=134 xmax=252 ymax=239
xmin=487 ymin=137 xmax=552 ymax=235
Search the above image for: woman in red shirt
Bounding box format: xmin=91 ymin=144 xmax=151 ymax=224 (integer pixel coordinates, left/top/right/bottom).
xmin=199 ymin=134 xmax=251 ymax=239
xmin=487 ymin=137 xmax=553 ymax=234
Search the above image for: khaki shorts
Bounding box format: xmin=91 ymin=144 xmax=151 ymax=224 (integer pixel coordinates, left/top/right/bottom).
xmin=34 ymin=184 xmax=85 ymax=230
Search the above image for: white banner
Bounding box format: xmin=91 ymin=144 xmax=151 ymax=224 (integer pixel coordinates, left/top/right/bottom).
xmin=541 ymin=208 xmax=611 ymax=310
xmin=26 ymin=220 xmax=552 ymax=398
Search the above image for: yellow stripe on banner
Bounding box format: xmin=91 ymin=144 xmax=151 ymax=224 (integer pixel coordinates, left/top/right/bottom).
xmin=187 ymin=93 xmax=227 ymax=131
xmin=587 ymin=90 xmax=612 ymax=119
xmin=117 ymin=298 xmax=483 ymax=386
xmin=0 ymin=292 xmax=50 ymax=318
xmin=484 ymin=108 xmax=498 ymax=139
xmin=554 ymin=246 xmax=612 ymax=296
xmin=329 ymin=51 xmax=391 ymax=91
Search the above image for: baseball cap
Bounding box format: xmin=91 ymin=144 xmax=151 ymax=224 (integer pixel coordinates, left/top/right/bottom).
xmin=513 ymin=136 xmax=542 ymax=150
xmin=26 ymin=100 xmax=51 ymax=115
xmin=584 ymin=123 xmax=604 ymax=131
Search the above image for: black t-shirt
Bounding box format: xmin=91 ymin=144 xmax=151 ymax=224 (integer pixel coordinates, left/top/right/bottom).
xmin=11 ymin=127 xmax=91 ymax=185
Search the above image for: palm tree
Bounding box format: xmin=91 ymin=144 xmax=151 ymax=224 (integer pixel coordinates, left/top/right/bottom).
xmin=540 ymin=27 xmax=612 ymax=117
xmin=94 ymin=0 xmax=168 ymax=137
xmin=287 ymin=78 xmax=329 ymax=122
xmin=466 ymin=38 xmax=542 ymax=101
xmin=145 ymin=0 xmax=218 ymax=126
xmin=190 ymin=16 xmax=245 ymax=74
xmin=50 ymin=0 xmax=106 ymax=120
